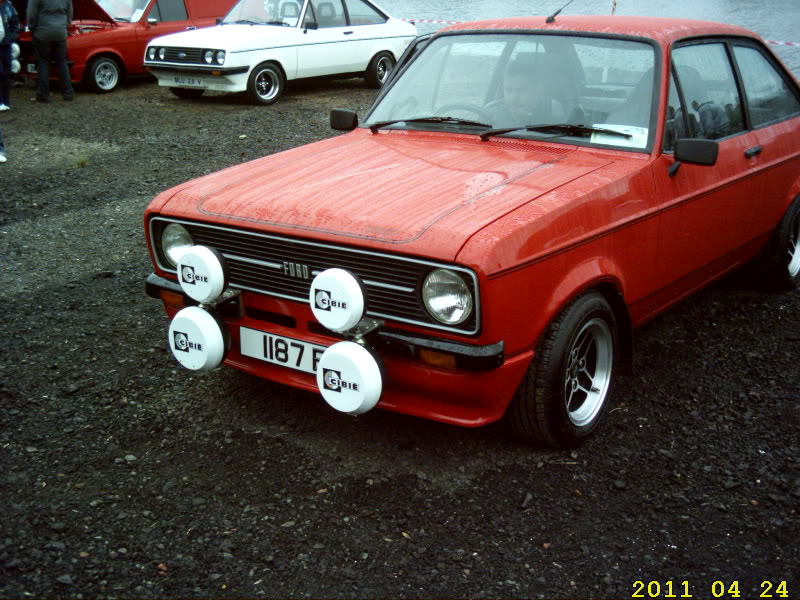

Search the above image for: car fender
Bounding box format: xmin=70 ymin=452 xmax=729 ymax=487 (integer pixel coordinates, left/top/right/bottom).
xmin=244 ymin=47 xmax=296 ymax=80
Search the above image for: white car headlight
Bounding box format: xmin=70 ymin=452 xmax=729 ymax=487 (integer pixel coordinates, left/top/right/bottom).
xmin=158 ymin=47 xmax=166 ymax=60
xmin=204 ymin=49 xmax=214 ymax=64
xmin=147 ymin=47 xmax=156 ymax=60
xmin=215 ymin=50 xmax=225 ymax=65
xmin=161 ymin=223 xmax=194 ymax=268
xmin=422 ymin=269 xmax=473 ymax=325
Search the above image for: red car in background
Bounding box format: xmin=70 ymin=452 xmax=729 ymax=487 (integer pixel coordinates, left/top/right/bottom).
xmin=13 ymin=0 xmax=235 ymax=92
xmin=144 ymin=16 xmax=800 ymax=448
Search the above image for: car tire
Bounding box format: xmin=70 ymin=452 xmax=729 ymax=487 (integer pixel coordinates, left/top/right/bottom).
xmin=507 ymin=292 xmax=618 ymax=448
xmin=169 ymin=87 xmax=206 ymax=100
xmin=246 ymin=62 xmax=284 ymax=105
xmin=755 ymin=196 xmax=800 ymax=292
xmin=365 ymin=51 xmax=394 ymax=88
xmin=85 ymin=56 xmax=121 ymax=93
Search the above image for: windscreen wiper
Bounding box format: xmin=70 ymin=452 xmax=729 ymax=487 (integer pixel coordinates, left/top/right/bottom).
xmin=264 ymin=20 xmax=290 ymax=25
xmin=234 ymin=19 xmax=263 ymax=24
xmin=369 ymin=116 xmax=492 ymax=134
xmin=480 ymin=123 xmax=632 ymax=142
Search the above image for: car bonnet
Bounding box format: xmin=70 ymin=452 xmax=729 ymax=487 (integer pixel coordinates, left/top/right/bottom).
xmin=157 ymin=131 xmax=615 ymax=260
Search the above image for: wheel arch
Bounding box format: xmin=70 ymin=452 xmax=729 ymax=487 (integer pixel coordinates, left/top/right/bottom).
xmin=533 ymin=264 xmax=634 ymax=377
xmin=83 ymin=51 xmax=127 ymax=81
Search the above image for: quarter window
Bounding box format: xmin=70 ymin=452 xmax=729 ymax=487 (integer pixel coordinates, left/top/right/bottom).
xmin=733 ymin=45 xmax=800 ymax=127
xmin=343 ymin=0 xmax=385 ymax=25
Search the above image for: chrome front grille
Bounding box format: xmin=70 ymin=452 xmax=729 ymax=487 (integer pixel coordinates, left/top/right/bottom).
xmin=162 ymin=47 xmax=204 ymax=63
xmin=150 ymin=218 xmax=480 ymax=334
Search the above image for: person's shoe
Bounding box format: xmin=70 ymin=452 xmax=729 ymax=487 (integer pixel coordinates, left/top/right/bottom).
xmin=0 ymin=104 xmax=9 ymax=111
xmin=0 ymin=153 xmax=7 ymax=163
xmin=30 ymin=96 xmax=51 ymax=103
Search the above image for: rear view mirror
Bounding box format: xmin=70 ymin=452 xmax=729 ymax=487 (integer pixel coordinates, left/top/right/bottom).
xmin=330 ymin=109 xmax=358 ymax=131
xmin=674 ymin=138 xmax=718 ymax=166
xmin=147 ymin=17 xmax=158 ymax=25
xmin=304 ymin=21 xmax=318 ymax=31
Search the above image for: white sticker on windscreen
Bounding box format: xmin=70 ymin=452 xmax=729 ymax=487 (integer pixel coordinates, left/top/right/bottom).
xmin=591 ymin=124 xmax=648 ymax=148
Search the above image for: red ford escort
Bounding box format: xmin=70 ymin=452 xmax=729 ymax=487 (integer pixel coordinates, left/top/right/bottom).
xmin=144 ymin=15 xmax=800 ymax=448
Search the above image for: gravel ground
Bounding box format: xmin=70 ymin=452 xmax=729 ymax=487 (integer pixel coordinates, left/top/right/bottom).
xmin=0 ymin=78 xmax=798 ymax=600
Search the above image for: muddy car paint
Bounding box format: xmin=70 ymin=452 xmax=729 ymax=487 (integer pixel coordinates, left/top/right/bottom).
xmin=144 ymin=15 xmax=800 ymax=447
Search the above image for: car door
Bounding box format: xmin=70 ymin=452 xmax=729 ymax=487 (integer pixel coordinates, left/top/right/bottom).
xmin=296 ymin=0 xmax=356 ymax=77
xmin=136 ymin=0 xmax=195 ymax=60
xmin=651 ymin=40 xmax=761 ymax=295
xmin=730 ymin=41 xmax=800 ymax=238
xmin=340 ymin=0 xmax=389 ymax=70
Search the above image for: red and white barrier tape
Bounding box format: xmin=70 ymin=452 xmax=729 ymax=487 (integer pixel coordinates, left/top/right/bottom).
xmin=401 ymin=18 xmax=800 ymax=47
xmin=766 ymin=39 xmax=800 ymax=47
xmin=401 ymin=18 xmax=460 ymax=25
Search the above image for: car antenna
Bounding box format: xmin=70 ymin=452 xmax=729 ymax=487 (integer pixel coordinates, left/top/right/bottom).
xmin=546 ymin=0 xmax=577 ymax=23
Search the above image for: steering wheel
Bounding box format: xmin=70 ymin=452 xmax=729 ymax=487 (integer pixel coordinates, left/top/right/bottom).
xmin=435 ymin=102 xmax=493 ymax=123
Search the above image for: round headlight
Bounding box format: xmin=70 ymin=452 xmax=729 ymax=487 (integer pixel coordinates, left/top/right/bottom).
xmin=422 ymin=269 xmax=473 ymax=325
xmin=203 ymin=49 xmax=214 ymax=63
xmin=158 ymin=47 xmax=166 ymax=60
xmin=147 ymin=46 xmax=156 ymax=60
xmin=215 ymin=50 xmax=225 ymax=65
xmin=161 ymin=223 xmax=193 ymax=268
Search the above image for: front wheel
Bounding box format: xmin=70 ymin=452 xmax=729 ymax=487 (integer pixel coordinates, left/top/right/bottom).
xmin=365 ymin=51 xmax=394 ymax=88
xmin=755 ymin=196 xmax=800 ymax=291
xmin=169 ymin=87 xmax=205 ymax=100
xmin=85 ymin=57 xmax=121 ymax=93
xmin=507 ymin=292 xmax=618 ymax=448
xmin=246 ymin=62 xmax=284 ymax=105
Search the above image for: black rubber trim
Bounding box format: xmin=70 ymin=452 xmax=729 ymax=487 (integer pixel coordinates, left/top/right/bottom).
xmin=376 ymin=330 xmax=504 ymax=371
xmin=146 ymin=273 xmax=504 ymax=371
xmin=145 ymin=65 xmax=250 ymax=75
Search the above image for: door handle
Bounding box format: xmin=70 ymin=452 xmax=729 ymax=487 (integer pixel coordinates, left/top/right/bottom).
xmin=744 ymin=145 xmax=762 ymax=158
xmin=186 ymin=25 xmax=196 ymax=30
xmin=343 ymin=30 xmax=353 ymax=35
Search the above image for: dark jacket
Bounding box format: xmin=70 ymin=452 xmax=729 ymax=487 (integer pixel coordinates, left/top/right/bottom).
xmin=27 ymin=0 xmax=71 ymax=41
xmin=0 ymin=0 xmax=20 ymax=46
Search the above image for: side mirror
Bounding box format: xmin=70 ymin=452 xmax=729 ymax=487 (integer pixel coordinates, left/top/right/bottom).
xmin=330 ymin=109 xmax=358 ymax=131
xmin=147 ymin=17 xmax=158 ymax=25
xmin=215 ymin=17 xmax=222 ymax=25
xmin=669 ymin=137 xmax=719 ymax=177
xmin=304 ymin=20 xmax=318 ymax=31
xmin=674 ymin=138 xmax=718 ymax=166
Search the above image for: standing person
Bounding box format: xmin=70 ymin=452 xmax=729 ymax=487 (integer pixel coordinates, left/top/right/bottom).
xmin=27 ymin=0 xmax=74 ymax=102
xmin=0 ymin=14 xmax=6 ymax=160
xmin=0 ymin=0 xmax=19 ymax=110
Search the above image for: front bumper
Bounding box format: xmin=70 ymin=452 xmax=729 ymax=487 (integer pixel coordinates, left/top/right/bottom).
xmin=146 ymin=273 xmax=527 ymax=426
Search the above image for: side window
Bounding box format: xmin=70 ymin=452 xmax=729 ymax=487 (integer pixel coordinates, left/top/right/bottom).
xmin=672 ymin=43 xmax=745 ymax=141
xmin=152 ymin=0 xmax=188 ymax=21
xmin=343 ymin=0 xmax=385 ymax=25
xmin=305 ymin=0 xmax=345 ymax=27
xmin=733 ymin=45 xmax=800 ymax=127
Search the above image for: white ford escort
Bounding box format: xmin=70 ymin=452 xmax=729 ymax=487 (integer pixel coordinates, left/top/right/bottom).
xmin=143 ymin=0 xmax=416 ymax=103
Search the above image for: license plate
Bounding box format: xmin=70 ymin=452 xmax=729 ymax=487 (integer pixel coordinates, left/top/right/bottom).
xmin=240 ymin=327 xmax=326 ymax=375
xmin=173 ymin=75 xmax=204 ymax=87
xmin=27 ymin=63 xmax=37 ymax=73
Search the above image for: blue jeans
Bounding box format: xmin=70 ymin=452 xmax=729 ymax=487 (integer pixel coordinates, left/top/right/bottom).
xmin=0 ymin=44 xmax=10 ymax=106
xmin=33 ymin=37 xmax=74 ymax=100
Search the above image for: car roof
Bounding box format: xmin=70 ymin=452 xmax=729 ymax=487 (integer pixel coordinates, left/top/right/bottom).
xmin=440 ymin=15 xmax=760 ymax=46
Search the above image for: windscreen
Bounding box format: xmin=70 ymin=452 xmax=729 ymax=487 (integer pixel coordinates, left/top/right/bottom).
xmin=366 ymin=33 xmax=657 ymax=149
